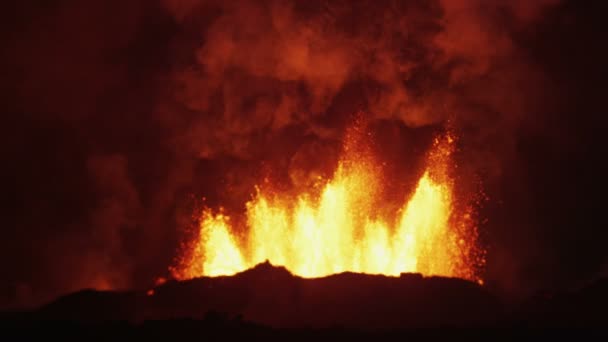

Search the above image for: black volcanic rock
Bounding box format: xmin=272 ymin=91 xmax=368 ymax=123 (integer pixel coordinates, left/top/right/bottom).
xmin=29 ymin=262 xmax=501 ymax=329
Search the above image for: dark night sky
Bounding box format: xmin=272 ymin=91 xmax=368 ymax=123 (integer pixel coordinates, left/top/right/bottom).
xmin=1 ymin=0 xmax=607 ymax=309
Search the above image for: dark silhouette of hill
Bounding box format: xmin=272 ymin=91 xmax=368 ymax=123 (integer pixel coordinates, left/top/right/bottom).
xmin=32 ymin=262 xmax=501 ymax=329
xmin=1 ymin=263 xmax=607 ymax=338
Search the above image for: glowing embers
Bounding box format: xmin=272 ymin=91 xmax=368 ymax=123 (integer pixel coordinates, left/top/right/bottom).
xmin=172 ymin=127 xmax=482 ymax=281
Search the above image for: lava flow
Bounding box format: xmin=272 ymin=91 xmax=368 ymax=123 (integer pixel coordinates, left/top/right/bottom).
xmin=172 ymin=122 xmax=483 ymax=282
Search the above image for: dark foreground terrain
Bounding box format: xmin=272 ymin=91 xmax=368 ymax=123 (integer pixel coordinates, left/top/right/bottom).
xmin=2 ymin=263 xmax=607 ymax=338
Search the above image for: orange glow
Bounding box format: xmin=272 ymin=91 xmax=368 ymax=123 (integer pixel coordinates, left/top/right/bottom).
xmin=172 ymin=122 xmax=483 ymax=282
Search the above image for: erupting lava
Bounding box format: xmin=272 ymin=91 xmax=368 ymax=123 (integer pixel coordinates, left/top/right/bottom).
xmin=172 ymin=121 xmax=483 ymax=282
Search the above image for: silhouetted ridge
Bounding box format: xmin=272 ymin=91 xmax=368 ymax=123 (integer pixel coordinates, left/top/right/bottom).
xmin=20 ymin=263 xmax=498 ymax=329
xmin=4 ymin=265 xmax=607 ymax=331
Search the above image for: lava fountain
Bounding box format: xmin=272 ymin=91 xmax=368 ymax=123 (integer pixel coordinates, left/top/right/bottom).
xmin=171 ymin=120 xmax=484 ymax=282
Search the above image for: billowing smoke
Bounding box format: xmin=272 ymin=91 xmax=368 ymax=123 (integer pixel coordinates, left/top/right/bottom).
xmin=160 ymin=0 xmax=557 ymax=158
xmin=156 ymin=0 xmax=560 ymax=205
xmin=3 ymin=0 xmax=606 ymax=308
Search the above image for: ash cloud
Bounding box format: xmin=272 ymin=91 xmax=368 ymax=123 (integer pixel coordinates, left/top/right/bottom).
xmin=2 ymin=0 xmax=606 ymax=308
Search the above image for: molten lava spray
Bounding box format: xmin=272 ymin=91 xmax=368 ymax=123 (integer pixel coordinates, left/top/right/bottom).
xmin=172 ymin=121 xmax=483 ymax=282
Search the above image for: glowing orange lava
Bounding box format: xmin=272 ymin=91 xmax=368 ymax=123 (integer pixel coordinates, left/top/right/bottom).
xmin=172 ymin=123 xmax=483 ymax=282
